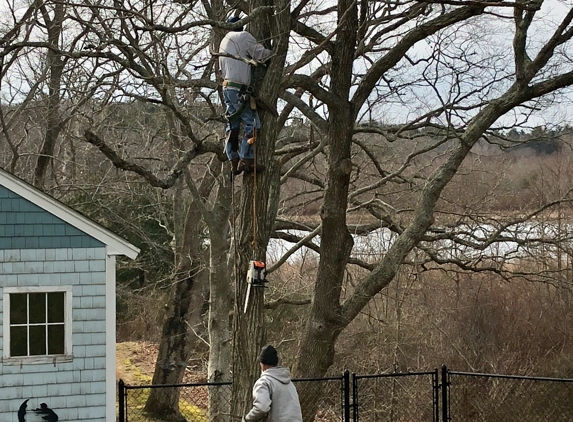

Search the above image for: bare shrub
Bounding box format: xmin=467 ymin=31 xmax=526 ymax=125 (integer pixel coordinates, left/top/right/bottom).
xmin=117 ymin=285 xmax=169 ymax=342
xmin=278 ymin=262 xmax=573 ymax=377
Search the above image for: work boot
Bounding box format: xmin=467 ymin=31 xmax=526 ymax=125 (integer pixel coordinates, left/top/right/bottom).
xmin=238 ymin=159 xmax=265 ymax=174
xmin=230 ymin=158 xmax=242 ymax=174
xmin=230 ymin=158 xmax=243 ymax=181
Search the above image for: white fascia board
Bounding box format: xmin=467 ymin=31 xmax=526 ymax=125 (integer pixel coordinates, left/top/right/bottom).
xmin=0 ymin=169 xmax=140 ymax=260
xmin=105 ymin=252 xmax=117 ymax=422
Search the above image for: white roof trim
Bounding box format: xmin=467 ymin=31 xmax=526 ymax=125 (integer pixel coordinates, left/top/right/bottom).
xmin=0 ymin=169 xmax=140 ymax=260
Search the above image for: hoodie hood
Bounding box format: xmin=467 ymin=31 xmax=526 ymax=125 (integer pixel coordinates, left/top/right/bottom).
xmin=263 ymin=366 xmax=292 ymax=384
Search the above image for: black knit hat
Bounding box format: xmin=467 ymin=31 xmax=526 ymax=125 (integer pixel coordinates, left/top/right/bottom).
xmin=226 ymin=16 xmax=243 ymax=31
xmin=259 ymin=345 xmax=279 ymax=365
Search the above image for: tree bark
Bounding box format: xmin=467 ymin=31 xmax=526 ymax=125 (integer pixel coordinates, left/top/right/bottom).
xmin=144 ymin=168 xmax=217 ymax=420
xmin=34 ymin=2 xmax=65 ymax=189
xmin=144 ymin=260 xmax=207 ymax=422
xmin=207 ymin=165 xmax=233 ymax=422
xmin=229 ymin=0 xmax=291 ymax=417
xmin=292 ymin=3 xmax=357 ymax=420
xmin=145 ymin=186 xmax=208 ymax=420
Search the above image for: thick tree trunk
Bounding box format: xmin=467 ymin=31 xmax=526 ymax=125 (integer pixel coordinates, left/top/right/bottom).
xmin=293 ymin=2 xmax=357 ymax=420
xmin=208 ymin=164 xmax=233 ymax=422
xmin=144 ymin=263 xmax=207 ymax=422
xmin=229 ymin=0 xmax=290 ymax=417
xmin=206 ymin=4 xmax=235 ymax=421
xmin=145 ymin=167 xmax=218 ymax=419
xmin=230 ymin=164 xmax=277 ymax=417
xmin=295 ymin=0 xmax=357 ymax=377
xmin=34 ymin=2 xmax=65 ymax=189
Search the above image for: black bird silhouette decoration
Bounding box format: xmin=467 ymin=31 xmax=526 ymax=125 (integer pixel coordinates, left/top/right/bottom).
xmin=33 ymin=403 xmax=59 ymax=422
xmin=17 ymin=399 xmax=28 ymax=422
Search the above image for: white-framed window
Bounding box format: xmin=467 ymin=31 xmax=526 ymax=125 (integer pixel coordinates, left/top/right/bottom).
xmin=3 ymin=286 xmax=73 ymax=364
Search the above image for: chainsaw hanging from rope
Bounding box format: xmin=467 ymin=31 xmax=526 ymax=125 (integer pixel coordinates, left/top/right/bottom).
xmin=243 ymin=260 xmax=268 ymax=313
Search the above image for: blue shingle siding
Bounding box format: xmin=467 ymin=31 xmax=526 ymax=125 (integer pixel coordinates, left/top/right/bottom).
xmin=0 ymin=247 xmax=108 ymax=421
xmin=0 ymin=186 xmax=104 ymax=249
xmin=0 ymin=184 xmax=120 ymax=422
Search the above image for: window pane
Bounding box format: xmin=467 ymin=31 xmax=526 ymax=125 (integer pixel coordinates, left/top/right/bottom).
xmin=29 ymin=326 xmax=46 ymax=355
xmin=48 ymin=325 xmax=65 ymax=354
xmin=29 ymin=293 xmax=46 ymax=324
xmin=10 ymin=294 xmax=27 ymax=325
xmin=47 ymin=293 xmax=64 ymax=323
xmin=10 ymin=326 xmax=27 ymax=356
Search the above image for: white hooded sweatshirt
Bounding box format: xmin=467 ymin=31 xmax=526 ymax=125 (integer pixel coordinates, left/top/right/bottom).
xmin=245 ymin=366 xmax=303 ymax=422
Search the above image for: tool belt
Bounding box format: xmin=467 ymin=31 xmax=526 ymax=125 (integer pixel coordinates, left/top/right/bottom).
xmin=223 ymin=80 xmax=250 ymax=91
xmin=223 ymin=80 xmax=257 ymax=123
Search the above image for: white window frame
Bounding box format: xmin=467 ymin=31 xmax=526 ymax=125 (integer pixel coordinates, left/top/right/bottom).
xmin=3 ymin=286 xmax=73 ymax=365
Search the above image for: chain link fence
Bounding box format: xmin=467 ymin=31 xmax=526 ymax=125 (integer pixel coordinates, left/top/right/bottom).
xmin=352 ymin=371 xmax=438 ymax=422
xmin=447 ymin=370 xmax=573 ymax=422
xmin=119 ymin=368 xmax=573 ymax=422
xmin=119 ymin=380 xmax=232 ymax=422
xmin=293 ymin=376 xmax=346 ymax=422
xmin=118 ymin=377 xmax=345 ymax=422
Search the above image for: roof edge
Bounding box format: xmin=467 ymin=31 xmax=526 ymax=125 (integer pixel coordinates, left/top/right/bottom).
xmin=0 ymin=169 xmax=140 ymax=260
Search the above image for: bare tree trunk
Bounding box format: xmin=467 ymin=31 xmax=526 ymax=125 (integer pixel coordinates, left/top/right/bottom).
xmin=229 ymin=0 xmax=290 ymax=416
xmin=144 ymin=260 xmax=207 ymax=422
xmin=145 ymin=166 xmax=218 ymax=419
xmin=294 ymin=0 xmax=358 ymax=382
xmin=34 ymin=2 xmax=65 ymax=189
xmin=230 ymin=171 xmax=272 ymax=417
xmin=204 ymin=3 xmax=236 ymax=421
xmin=291 ymin=5 xmax=357 ymax=421
xmin=144 ymin=226 xmax=207 ymax=420
xmin=208 ymin=164 xmax=233 ymax=422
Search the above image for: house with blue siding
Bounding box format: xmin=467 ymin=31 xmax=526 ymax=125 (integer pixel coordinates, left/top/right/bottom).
xmin=0 ymin=169 xmax=139 ymax=422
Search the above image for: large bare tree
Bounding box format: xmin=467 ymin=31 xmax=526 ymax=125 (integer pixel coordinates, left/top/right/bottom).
xmin=4 ymin=0 xmax=573 ymax=421
xmin=285 ymin=0 xmax=573 ymax=385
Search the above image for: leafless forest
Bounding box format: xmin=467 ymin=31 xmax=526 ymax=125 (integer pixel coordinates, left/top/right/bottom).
xmin=4 ymin=100 xmax=573 ymax=377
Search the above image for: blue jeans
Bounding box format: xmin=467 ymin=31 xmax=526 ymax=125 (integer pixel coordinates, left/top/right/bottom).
xmin=223 ymin=88 xmax=260 ymax=160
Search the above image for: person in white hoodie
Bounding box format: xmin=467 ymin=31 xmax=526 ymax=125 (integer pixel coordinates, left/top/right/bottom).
xmin=243 ymin=345 xmax=303 ymax=422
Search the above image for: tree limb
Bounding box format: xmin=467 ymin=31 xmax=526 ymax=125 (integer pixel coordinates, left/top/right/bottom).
xmin=84 ymin=130 xmax=221 ymax=189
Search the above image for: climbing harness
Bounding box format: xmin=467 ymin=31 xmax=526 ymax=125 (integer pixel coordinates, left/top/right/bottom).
xmin=223 ymin=81 xmax=255 ymax=124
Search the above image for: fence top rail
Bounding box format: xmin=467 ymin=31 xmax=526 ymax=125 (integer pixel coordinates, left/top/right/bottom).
xmin=123 ymin=381 xmax=232 ymax=389
xmin=449 ymin=371 xmax=573 ymax=383
xmin=293 ymin=376 xmax=344 ymax=382
xmin=122 ymin=376 xmax=343 ymax=389
xmin=354 ymin=371 xmax=437 ymax=380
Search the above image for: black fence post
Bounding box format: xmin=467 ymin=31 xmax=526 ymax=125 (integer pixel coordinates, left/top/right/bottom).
xmin=441 ymin=365 xmax=449 ymax=422
xmin=343 ymin=370 xmax=350 ymax=422
xmin=118 ymin=379 xmax=125 ymax=422
xmin=433 ymin=368 xmax=439 ymax=422
xmin=352 ymin=373 xmax=358 ymax=422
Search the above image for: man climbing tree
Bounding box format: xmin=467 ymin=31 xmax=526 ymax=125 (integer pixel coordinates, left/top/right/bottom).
xmin=219 ymin=15 xmax=272 ymax=177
